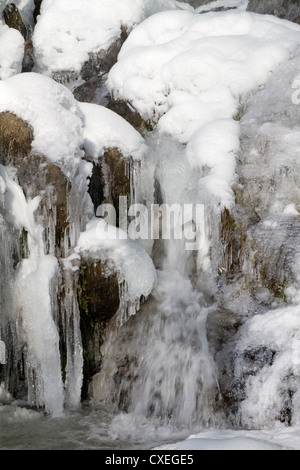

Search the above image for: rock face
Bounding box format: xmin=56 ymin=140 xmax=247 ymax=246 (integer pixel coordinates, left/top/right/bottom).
xmin=3 ymin=3 xmax=27 ymax=39
xmin=22 ymin=40 xmax=34 ymax=73
xmin=33 ymin=0 xmax=43 ymax=23
xmin=0 ymin=112 xmax=71 ymax=255
xmin=178 ymin=0 xmax=213 ymax=7
xmin=73 ymin=75 xmax=107 ymax=105
xmin=247 ymin=0 xmax=300 ymax=23
xmin=78 ymin=261 xmax=120 ymax=398
xmin=0 ymin=110 xmax=132 ymax=407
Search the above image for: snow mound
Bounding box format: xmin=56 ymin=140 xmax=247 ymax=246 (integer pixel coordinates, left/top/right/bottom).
xmin=108 ymin=9 xmax=300 ymax=207
xmin=76 ymin=219 xmax=157 ymax=303
xmin=0 ymin=73 xmax=84 ymax=177
xmin=33 ymin=0 xmax=180 ymax=77
xmin=0 ymin=73 xmax=147 ymax=180
xmin=0 ymin=22 xmax=24 ymax=80
xmin=155 ymin=430 xmax=284 ymax=450
xmin=79 ymin=102 xmax=148 ymax=162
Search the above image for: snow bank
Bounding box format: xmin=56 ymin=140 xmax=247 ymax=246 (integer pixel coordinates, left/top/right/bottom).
xmin=33 ymin=0 xmax=180 ymax=76
xmin=108 ymin=9 xmax=300 ymax=206
xmin=0 ymin=73 xmax=84 ymax=177
xmin=0 ymin=73 xmax=150 ymax=180
xmin=0 ymin=22 xmax=24 ymax=80
xmin=155 ymin=430 xmax=285 ymax=450
xmin=109 ymin=10 xmax=300 ymax=124
xmin=76 ymin=219 xmax=157 ymax=303
xmin=79 ymin=102 xmax=148 ymax=162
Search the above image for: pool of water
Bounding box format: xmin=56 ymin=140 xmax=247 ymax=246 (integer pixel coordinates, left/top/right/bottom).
xmin=0 ymin=401 xmax=191 ymax=450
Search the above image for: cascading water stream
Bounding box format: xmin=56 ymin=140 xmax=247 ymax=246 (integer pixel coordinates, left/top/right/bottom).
xmin=92 ymin=134 xmax=222 ymax=433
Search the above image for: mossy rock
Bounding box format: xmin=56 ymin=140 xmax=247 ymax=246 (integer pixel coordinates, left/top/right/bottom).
xmin=0 ymin=112 xmax=33 ymax=161
xmin=101 ymin=148 xmax=131 ymax=212
xmin=78 ymin=260 xmax=120 ymax=398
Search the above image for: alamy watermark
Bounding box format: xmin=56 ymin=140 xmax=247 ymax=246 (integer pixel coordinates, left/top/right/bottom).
xmin=292 ymin=79 xmax=300 ymax=104
xmin=96 ymin=196 xmax=206 ymax=251
xmin=0 ymin=340 xmax=6 ymax=365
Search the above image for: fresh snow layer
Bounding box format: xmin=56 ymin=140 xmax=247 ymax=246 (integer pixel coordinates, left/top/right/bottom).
xmin=79 ymin=102 xmax=148 ymax=161
xmin=32 ymin=0 xmax=181 ymax=76
xmin=0 ymin=73 xmax=147 ymax=179
xmin=0 ymin=22 xmax=24 ymax=80
xmin=76 ymin=219 xmax=157 ymax=302
xmin=108 ymin=10 xmax=300 ymax=207
xmin=155 ymin=430 xmax=287 ymax=450
xmin=0 ymin=73 xmax=84 ymax=177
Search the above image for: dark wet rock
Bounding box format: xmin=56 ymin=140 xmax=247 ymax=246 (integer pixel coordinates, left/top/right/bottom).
xmin=178 ymin=0 xmax=214 ymax=7
xmin=86 ymin=148 xmax=131 ymax=218
xmin=80 ymin=27 xmax=128 ymax=81
xmin=206 ymin=309 xmax=246 ymax=357
xmin=247 ymin=0 xmax=300 ymax=24
xmin=3 ymin=3 xmax=27 ymax=39
xmin=100 ymin=148 xmax=131 ymax=213
xmin=219 ymin=208 xmax=244 ymax=277
xmin=33 ymin=0 xmax=43 ymax=23
xmin=243 ymin=346 xmax=276 ymax=368
xmin=200 ymin=6 xmax=237 ymax=13
xmin=216 ymin=343 xmax=276 ymax=420
xmin=87 ymin=162 xmax=104 ymax=215
xmin=22 ymin=40 xmax=34 ymax=73
xmin=78 ymin=260 xmax=120 ymax=399
xmin=107 ymin=97 xmax=153 ymax=132
xmin=73 ymin=75 xmax=108 ymax=105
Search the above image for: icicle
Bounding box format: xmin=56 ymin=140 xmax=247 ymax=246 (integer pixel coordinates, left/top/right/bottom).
xmin=60 ymin=256 xmax=83 ymax=410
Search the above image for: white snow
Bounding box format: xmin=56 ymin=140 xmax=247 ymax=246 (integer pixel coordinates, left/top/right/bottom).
xmin=32 ymin=0 xmax=181 ymax=77
xmin=108 ymin=9 xmax=300 ymax=207
xmin=79 ymin=102 xmax=147 ymax=162
xmin=0 ymin=165 xmax=40 ymax=233
xmin=155 ymin=430 xmax=287 ymax=450
xmin=0 ymin=73 xmax=84 ymax=177
xmin=76 ymin=219 xmax=157 ymax=303
xmin=0 ymin=22 xmax=24 ymax=80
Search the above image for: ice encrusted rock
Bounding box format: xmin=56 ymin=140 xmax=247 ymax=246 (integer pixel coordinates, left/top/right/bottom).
xmin=247 ymin=0 xmax=300 ymax=23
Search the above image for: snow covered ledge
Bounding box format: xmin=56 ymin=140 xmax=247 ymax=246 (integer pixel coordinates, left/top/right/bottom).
xmin=75 ymin=219 xmax=157 ymax=324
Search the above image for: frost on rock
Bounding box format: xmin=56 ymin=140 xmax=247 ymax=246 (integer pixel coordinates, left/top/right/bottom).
xmin=32 ymin=0 xmax=181 ymax=79
xmin=213 ymin=47 xmax=300 ymax=430
xmin=231 ymin=306 xmax=300 ymax=428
